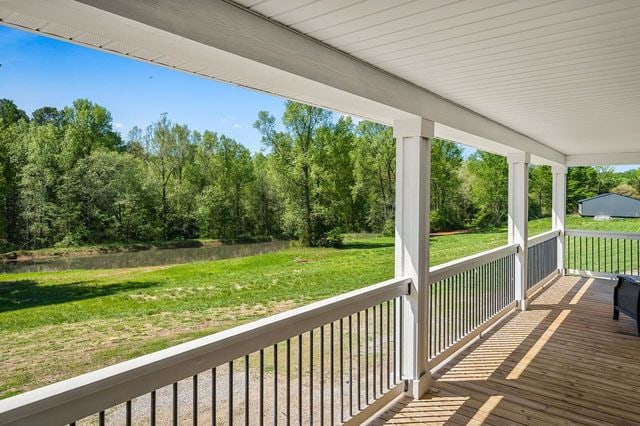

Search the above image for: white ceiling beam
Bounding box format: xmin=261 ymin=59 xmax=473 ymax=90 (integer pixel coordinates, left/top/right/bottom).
xmin=1 ymin=0 xmax=566 ymax=164
xmin=567 ymin=153 xmax=640 ymax=166
xmin=434 ymin=124 xmax=555 ymax=165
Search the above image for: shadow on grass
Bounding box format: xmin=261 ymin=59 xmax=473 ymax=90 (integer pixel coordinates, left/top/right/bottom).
xmin=0 ymin=279 xmax=159 ymax=313
xmin=341 ymin=241 xmax=394 ymax=250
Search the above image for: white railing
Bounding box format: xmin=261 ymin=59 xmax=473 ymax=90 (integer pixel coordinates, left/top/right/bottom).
xmin=1 ymin=230 xmax=571 ymax=425
xmin=527 ymin=230 xmax=560 ymax=292
xmin=429 ymin=244 xmax=518 ymax=284
xmin=427 ymin=230 xmax=564 ymax=366
xmin=428 ymin=244 xmax=518 ymax=364
xmin=0 ymin=277 xmax=410 ymax=426
xmin=528 ymin=229 xmax=560 ymax=247
xmin=565 ymin=229 xmax=640 ymax=278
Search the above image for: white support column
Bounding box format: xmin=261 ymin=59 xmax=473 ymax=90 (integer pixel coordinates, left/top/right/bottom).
xmin=508 ymin=152 xmax=530 ymax=311
xmin=552 ymin=165 xmax=567 ymax=273
xmin=393 ymin=117 xmax=433 ymax=398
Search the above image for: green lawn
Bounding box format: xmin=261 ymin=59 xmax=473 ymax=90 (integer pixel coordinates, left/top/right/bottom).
xmin=562 ymin=214 xmax=640 ymax=232
xmin=1 ymin=215 xmax=639 ymax=398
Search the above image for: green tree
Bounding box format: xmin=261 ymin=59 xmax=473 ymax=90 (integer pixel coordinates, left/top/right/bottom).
xmin=430 ymin=139 xmax=465 ymax=231
xmin=139 ymin=114 xmax=193 ymax=239
xmin=0 ymin=101 xmax=29 ymax=246
xmin=317 ymin=116 xmax=362 ymax=232
xmin=60 ymin=151 xmax=153 ymax=244
xmin=19 ymin=123 xmax=62 ymax=248
xmin=0 ymin=99 xmax=28 ymax=125
xmin=528 ymin=165 xmax=552 ymax=219
xmin=188 ymin=131 xmax=257 ymax=240
xmin=254 ymin=101 xmax=334 ymax=246
xmin=31 ymin=106 xmax=64 ymax=127
xmin=352 ymin=121 xmax=395 ymax=233
xmin=566 ymin=167 xmax=599 ymax=213
xmin=466 ymin=151 xmax=508 ymax=226
xmin=632 ymin=170 xmax=640 ymax=193
xmin=593 ymin=166 xmax=619 ymax=194
xmin=249 ymin=153 xmax=282 ymax=236
xmin=611 ymin=183 xmax=640 ymax=199
xmin=60 ymin=99 xmax=122 ymax=169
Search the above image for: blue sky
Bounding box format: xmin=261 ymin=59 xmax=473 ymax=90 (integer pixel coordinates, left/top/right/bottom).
xmin=0 ymin=25 xmax=289 ymax=152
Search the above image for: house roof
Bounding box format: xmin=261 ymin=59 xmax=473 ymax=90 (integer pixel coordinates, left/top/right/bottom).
xmin=578 ymin=192 xmax=640 ymax=203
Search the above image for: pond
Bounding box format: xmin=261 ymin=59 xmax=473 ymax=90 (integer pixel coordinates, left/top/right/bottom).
xmin=0 ymin=240 xmax=292 ymax=274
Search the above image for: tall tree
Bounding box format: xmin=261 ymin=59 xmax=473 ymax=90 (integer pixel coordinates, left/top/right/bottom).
xmin=430 ymin=139 xmax=464 ymax=231
xmin=31 ymin=106 xmax=64 ymax=127
xmin=466 ymin=151 xmax=509 ymax=226
xmin=0 ymin=100 xmax=29 ymax=245
xmin=60 ymin=151 xmax=153 ymax=244
xmin=197 ymin=134 xmax=254 ymax=239
xmin=352 ymin=121 xmax=395 ymax=233
xmin=317 ymin=116 xmax=361 ymax=231
xmin=0 ymin=99 xmax=28 ymax=125
xmin=61 ymin=99 xmax=122 ymax=169
xmin=140 ymin=114 xmax=191 ymax=239
xmin=249 ymin=153 xmax=282 ymax=237
xmin=593 ymin=166 xmax=619 ymax=194
xmin=528 ymin=165 xmax=552 ymax=219
xmin=19 ymin=122 xmax=61 ymax=248
xmin=254 ymin=101 xmax=333 ymax=246
xmin=566 ymin=166 xmax=599 ymax=213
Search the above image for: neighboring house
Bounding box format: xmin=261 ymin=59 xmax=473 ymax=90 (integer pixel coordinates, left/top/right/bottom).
xmin=578 ymin=192 xmax=640 ymax=218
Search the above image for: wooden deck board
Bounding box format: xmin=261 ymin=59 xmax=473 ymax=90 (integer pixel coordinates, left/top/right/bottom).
xmin=377 ymin=276 xmax=640 ymax=425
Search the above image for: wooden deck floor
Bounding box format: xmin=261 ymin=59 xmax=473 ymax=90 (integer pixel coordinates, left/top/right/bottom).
xmin=376 ymin=276 xmax=640 ymax=425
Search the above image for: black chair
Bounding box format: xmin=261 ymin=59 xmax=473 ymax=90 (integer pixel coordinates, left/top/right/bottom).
xmin=614 ymin=275 xmax=640 ymax=335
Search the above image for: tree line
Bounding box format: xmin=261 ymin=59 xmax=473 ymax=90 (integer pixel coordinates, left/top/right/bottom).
xmin=0 ymin=98 xmax=636 ymax=251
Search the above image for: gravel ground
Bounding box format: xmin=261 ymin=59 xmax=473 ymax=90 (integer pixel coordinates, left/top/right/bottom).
xmin=76 ymin=317 xmax=400 ymax=425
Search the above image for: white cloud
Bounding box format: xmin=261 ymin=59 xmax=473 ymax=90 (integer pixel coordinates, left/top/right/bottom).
xmin=113 ymin=122 xmax=124 ymax=129
xmin=233 ymin=123 xmax=242 ymax=129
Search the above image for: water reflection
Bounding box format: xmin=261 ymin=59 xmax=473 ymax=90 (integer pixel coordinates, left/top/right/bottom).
xmin=0 ymin=241 xmax=291 ymax=274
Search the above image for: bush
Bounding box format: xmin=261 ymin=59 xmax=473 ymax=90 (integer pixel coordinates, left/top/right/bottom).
xmin=0 ymin=239 xmax=11 ymax=254
xmin=317 ymin=229 xmax=343 ymax=248
xmin=382 ymin=219 xmax=395 ymax=237
xmin=431 ymin=207 xmax=464 ymax=232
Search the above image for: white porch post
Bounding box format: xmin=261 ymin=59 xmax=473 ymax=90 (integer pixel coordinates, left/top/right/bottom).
xmin=508 ymin=152 xmax=530 ymax=310
xmin=393 ymin=117 xmax=433 ymax=398
xmin=552 ymin=165 xmax=567 ymax=273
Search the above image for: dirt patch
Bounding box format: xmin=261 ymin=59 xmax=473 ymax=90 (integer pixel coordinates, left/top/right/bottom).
xmin=431 ymin=229 xmax=471 ymax=236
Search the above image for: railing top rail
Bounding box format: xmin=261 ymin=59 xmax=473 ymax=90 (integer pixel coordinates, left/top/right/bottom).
xmin=528 ymin=229 xmax=561 ymax=247
xmin=0 ymin=276 xmax=409 ymax=426
xmin=566 ymin=229 xmax=640 ymax=240
xmin=429 ymin=244 xmax=518 ymax=284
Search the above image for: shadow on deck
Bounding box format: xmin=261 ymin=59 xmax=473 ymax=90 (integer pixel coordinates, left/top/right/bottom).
xmin=376 ymin=275 xmax=640 ymax=425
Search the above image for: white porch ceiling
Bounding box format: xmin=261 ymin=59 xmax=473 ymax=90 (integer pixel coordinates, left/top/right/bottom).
xmin=232 ymin=0 xmax=640 ymax=159
xmin=1 ymin=0 xmax=639 ymax=164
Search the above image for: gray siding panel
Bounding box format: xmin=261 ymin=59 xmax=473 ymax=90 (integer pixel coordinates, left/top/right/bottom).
xmin=579 ymin=194 xmax=640 ymax=218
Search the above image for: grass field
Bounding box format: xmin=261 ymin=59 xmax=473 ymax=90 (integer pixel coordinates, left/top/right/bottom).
xmin=2 ymin=215 xmax=640 ymax=398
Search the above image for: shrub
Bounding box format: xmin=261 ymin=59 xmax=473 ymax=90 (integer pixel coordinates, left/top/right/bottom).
xmin=382 ymin=218 xmax=395 ymax=237
xmin=317 ymin=229 xmax=343 ymax=248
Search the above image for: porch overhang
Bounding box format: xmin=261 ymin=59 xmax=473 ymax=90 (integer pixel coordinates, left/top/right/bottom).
xmin=0 ymin=0 xmax=573 ymax=165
